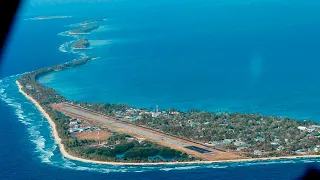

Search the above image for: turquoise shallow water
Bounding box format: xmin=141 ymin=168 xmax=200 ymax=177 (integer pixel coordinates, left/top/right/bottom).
xmin=38 ymin=0 xmax=320 ymax=121
xmin=1 ymin=74 xmax=320 ymax=178
xmin=1 ymin=0 xmax=320 ymax=179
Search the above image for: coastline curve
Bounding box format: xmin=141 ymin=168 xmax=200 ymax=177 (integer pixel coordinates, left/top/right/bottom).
xmin=15 ymin=79 xmax=320 ymax=166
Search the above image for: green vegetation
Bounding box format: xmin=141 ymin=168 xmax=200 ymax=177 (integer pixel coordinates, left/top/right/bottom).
xmin=72 ymin=39 xmax=90 ymax=49
xmin=69 ymin=25 xmax=99 ymax=34
xmin=80 ymin=19 xmax=105 ymax=25
xmin=77 ymin=102 xmax=320 ymax=158
xmin=17 ymin=57 xmax=193 ymax=163
xmin=132 ymin=111 xmax=320 ymax=157
xmin=78 ymin=135 xmax=191 ymax=162
xmin=19 ymin=55 xmax=320 ymax=160
xmin=17 ymin=17 xmax=320 ymax=160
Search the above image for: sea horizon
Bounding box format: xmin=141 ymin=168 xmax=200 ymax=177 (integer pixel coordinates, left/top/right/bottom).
xmin=35 ymin=0 xmax=320 ymax=122
xmin=1 ymin=0 xmax=320 ymax=179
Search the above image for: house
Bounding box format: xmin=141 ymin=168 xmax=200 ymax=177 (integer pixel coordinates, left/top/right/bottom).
xmin=254 ymin=137 xmax=265 ymax=142
xmin=126 ymin=109 xmax=134 ymax=114
xmin=298 ymin=126 xmax=307 ymax=131
xmin=191 ymin=122 xmax=198 ymax=127
xmin=69 ymin=121 xmax=79 ymax=126
xmin=137 ymin=137 xmax=145 ymax=143
xmin=79 ymin=126 xmax=91 ymax=132
xmin=151 ymin=112 xmax=161 ymax=117
xmin=69 ymin=128 xmax=79 ymax=133
xmin=307 ymin=127 xmax=316 ymax=132
xmin=295 ymin=149 xmax=308 ymax=154
xmin=212 ymin=141 xmax=223 ymax=146
xmin=237 ymin=146 xmax=247 ymax=151
xmin=253 ymin=150 xmax=263 ymax=156
xmin=277 ymin=146 xmax=284 ymax=152
xmin=271 ymin=142 xmax=279 ymax=146
xmin=26 ymin=84 xmax=34 ymax=90
xmin=126 ymin=137 xmax=136 ymax=142
xmin=116 ymin=115 xmax=124 ymax=119
xmin=169 ymin=111 xmax=180 ymax=115
xmin=274 ymin=138 xmax=280 ymax=142
xmin=91 ymin=126 xmax=101 ymax=131
xmin=234 ymin=140 xmax=246 ymax=147
xmin=223 ymin=139 xmax=234 ymax=145
xmin=310 ymin=125 xmax=320 ymax=129
xmin=204 ymin=142 xmax=215 ymax=146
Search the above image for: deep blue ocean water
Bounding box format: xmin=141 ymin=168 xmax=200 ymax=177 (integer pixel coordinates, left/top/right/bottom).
xmin=1 ymin=0 xmax=320 ymax=179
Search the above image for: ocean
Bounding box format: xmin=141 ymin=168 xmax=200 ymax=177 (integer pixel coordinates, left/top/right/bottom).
xmin=1 ymin=0 xmax=320 ymax=179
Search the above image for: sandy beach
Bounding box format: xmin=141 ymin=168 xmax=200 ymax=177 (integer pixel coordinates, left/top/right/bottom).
xmin=72 ymin=47 xmax=90 ymax=50
xmin=16 ymin=80 xmax=320 ymax=166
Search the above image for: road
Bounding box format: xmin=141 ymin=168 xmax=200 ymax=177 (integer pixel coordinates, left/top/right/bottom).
xmin=52 ymin=103 xmax=242 ymax=161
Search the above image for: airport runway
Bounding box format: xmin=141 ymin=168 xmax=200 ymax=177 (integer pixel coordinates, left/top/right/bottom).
xmin=52 ymin=103 xmax=241 ymax=161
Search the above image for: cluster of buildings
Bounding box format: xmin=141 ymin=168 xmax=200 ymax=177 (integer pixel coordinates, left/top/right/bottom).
xmin=297 ymin=125 xmax=320 ymax=133
xmin=114 ymin=104 xmax=180 ymax=120
xmin=204 ymin=137 xmax=293 ymax=156
xmin=205 ymin=139 xmax=247 ymax=149
xmin=68 ymin=118 xmax=101 ymax=133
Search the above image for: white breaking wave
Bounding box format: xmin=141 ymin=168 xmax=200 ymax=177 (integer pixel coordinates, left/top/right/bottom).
xmin=0 ymin=75 xmax=153 ymax=173
xmin=58 ymin=40 xmax=75 ymax=53
xmin=160 ymin=165 xmax=201 ymax=171
xmin=59 ymin=43 xmax=68 ymax=53
xmin=1 ymin=74 xmax=320 ymax=173
xmin=0 ymin=75 xmax=57 ymax=165
xmin=58 ymin=31 xmax=80 ymax=39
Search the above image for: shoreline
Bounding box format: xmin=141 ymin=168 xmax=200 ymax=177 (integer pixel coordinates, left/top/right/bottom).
xmin=69 ymin=32 xmax=90 ymax=35
xmin=16 ymin=80 xmax=320 ymax=166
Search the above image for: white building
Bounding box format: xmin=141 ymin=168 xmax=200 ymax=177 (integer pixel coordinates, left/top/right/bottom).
xmin=151 ymin=112 xmax=161 ymax=117
xmin=26 ymin=84 xmax=34 ymax=90
xmin=310 ymin=125 xmax=320 ymax=129
xmin=253 ymin=150 xmax=263 ymax=156
xmin=137 ymin=137 xmax=145 ymax=143
xmin=298 ymin=126 xmax=307 ymax=131
xmin=254 ymin=137 xmax=265 ymax=142
xmin=277 ymin=146 xmax=284 ymax=152
xmin=307 ymin=127 xmax=316 ymax=132
xmin=234 ymin=140 xmax=246 ymax=147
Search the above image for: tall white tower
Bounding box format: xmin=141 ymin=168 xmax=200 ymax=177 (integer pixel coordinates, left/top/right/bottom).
xmin=156 ymin=104 xmax=159 ymax=113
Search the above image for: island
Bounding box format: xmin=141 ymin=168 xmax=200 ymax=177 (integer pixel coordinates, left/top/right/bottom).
xmin=80 ymin=19 xmax=106 ymax=25
xmin=72 ymin=39 xmax=90 ymax=49
xmin=16 ymin=20 xmax=320 ymax=165
xmin=17 ymin=55 xmax=320 ymax=165
xmin=69 ymin=25 xmax=99 ymax=34
xmin=17 ymin=57 xmax=197 ymax=164
xmin=28 ymin=16 xmax=72 ymax=20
